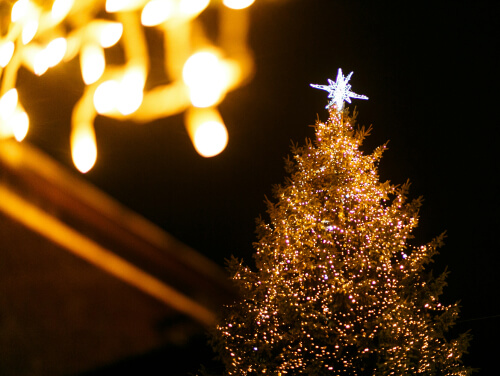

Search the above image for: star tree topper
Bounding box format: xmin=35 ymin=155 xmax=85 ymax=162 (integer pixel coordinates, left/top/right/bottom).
xmin=311 ymin=68 xmax=368 ymax=110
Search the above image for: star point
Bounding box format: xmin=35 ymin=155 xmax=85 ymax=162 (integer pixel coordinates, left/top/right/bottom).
xmin=311 ymin=68 xmax=368 ymax=110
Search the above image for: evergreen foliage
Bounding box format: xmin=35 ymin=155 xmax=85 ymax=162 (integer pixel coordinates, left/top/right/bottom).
xmin=211 ymin=106 xmax=471 ymax=375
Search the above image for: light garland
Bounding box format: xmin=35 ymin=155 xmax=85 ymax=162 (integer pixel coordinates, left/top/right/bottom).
xmin=211 ymin=72 xmax=471 ymax=374
xmin=0 ymin=0 xmax=256 ymax=172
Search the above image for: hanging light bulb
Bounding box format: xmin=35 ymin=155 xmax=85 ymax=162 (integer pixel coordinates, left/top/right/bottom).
xmin=0 ymin=89 xmax=29 ymax=141
xmin=185 ymin=107 xmax=228 ymax=157
xmin=11 ymin=0 xmax=30 ymax=22
xmin=0 ymin=120 xmax=14 ymax=139
xmin=21 ymin=19 xmax=38 ymax=44
xmin=51 ymin=0 xmax=74 ymax=23
xmin=44 ymin=37 xmax=67 ymax=67
xmin=0 ymin=41 xmax=15 ymax=68
xmin=0 ymin=89 xmax=19 ymax=139
xmin=141 ymin=0 xmax=175 ymax=27
xmin=71 ymin=122 xmax=97 ymax=173
xmin=183 ymin=50 xmax=230 ymax=108
xmin=178 ymin=0 xmax=210 ymax=18
xmin=93 ymin=80 xmax=120 ymax=114
xmin=0 ymin=89 xmax=19 ymax=121
xmin=11 ymin=107 xmax=29 ymax=141
xmin=80 ymin=44 xmax=105 ymax=84
xmin=223 ymin=0 xmax=255 ymax=10
xmin=1 ymin=0 xmax=257 ymax=171
xmin=98 ymin=22 xmax=123 ymax=48
xmin=33 ymin=37 xmax=67 ymax=75
xmin=93 ymin=67 xmax=145 ymax=116
xmin=116 ymin=66 xmax=145 ymax=115
xmin=105 ymin=0 xmax=144 ymax=13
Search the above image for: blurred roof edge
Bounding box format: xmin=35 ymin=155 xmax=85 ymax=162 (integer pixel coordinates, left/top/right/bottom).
xmin=0 ymin=139 xmax=236 ymax=327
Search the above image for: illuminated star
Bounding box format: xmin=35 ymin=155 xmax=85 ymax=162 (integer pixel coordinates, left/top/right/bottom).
xmin=311 ymin=68 xmax=368 ymax=110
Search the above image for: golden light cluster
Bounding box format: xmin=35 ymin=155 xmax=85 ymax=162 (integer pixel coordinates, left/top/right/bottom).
xmin=0 ymin=0 xmax=257 ymax=172
xmin=215 ymin=107 xmax=470 ymax=375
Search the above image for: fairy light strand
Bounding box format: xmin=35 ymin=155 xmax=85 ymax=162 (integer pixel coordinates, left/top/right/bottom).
xmin=213 ymin=72 xmax=471 ymax=375
xmin=0 ymin=0 xmax=257 ymax=172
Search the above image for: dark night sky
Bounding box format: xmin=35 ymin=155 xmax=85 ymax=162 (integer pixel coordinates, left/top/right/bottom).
xmin=21 ymin=0 xmax=498 ymax=373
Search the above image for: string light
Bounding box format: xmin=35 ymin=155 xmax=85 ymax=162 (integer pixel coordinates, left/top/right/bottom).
xmin=80 ymin=44 xmax=105 ymax=85
xmin=223 ymin=0 xmax=256 ymax=10
xmin=71 ymin=121 xmax=97 ymax=173
xmin=183 ymin=50 xmax=230 ymax=108
xmin=141 ymin=0 xmax=175 ymax=27
xmin=0 ymin=0 xmax=257 ymax=172
xmin=33 ymin=37 xmax=67 ymax=76
xmin=11 ymin=107 xmax=29 ymax=142
xmin=0 ymin=88 xmax=29 ymax=142
xmin=185 ymin=106 xmax=228 ymax=157
xmin=213 ymin=97 xmax=471 ymax=374
xmin=0 ymin=41 xmax=15 ymax=68
xmin=51 ymin=0 xmax=74 ymax=23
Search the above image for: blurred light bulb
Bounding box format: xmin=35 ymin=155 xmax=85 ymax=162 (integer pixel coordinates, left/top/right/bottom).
xmin=0 ymin=41 xmax=15 ymax=67
xmin=33 ymin=52 xmax=49 ymax=75
xmin=11 ymin=0 xmax=30 ymax=22
xmin=33 ymin=38 xmax=66 ymax=75
xmin=12 ymin=108 xmax=29 ymax=141
xmin=0 ymin=89 xmax=19 ymax=120
xmin=117 ymin=67 xmax=145 ymax=115
xmin=0 ymin=119 xmax=14 ymax=139
xmin=22 ymin=18 xmax=38 ymax=44
xmin=178 ymin=0 xmax=209 ymax=17
xmin=183 ymin=51 xmax=229 ymax=108
xmin=141 ymin=0 xmax=174 ymax=26
xmin=223 ymin=0 xmax=255 ymax=9
xmin=44 ymin=37 xmax=67 ymax=67
xmin=71 ymin=123 xmax=97 ymax=173
xmin=105 ymin=0 xmax=143 ymax=12
xmin=99 ymin=22 xmax=123 ymax=48
xmin=186 ymin=107 xmax=228 ymax=157
xmin=93 ymin=80 xmax=119 ymax=114
xmin=193 ymin=120 xmax=228 ymax=157
xmin=52 ymin=0 xmax=74 ymax=22
xmin=80 ymin=44 xmax=105 ymax=84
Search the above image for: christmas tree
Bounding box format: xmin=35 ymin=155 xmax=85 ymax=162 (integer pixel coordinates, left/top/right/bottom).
xmin=211 ymin=69 xmax=471 ymax=375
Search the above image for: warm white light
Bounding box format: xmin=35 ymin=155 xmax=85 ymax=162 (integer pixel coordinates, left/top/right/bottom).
xmin=117 ymin=89 xmax=143 ymax=115
xmin=0 ymin=89 xmax=19 ymax=120
xmin=71 ymin=124 xmax=97 ymax=173
xmin=141 ymin=0 xmax=175 ymax=26
xmin=33 ymin=38 xmax=66 ymax=75
xmin=0 ymin=90 xmax=28 ymax=141
xmin=33 ymin=53 xmax=49 ymax=76
xmin=11 ymin=108 xmax=29 ymax=141
xmin=11 ymin=0 xmax=30 ymax=22
xmin=2 ymin=0 xmax=256 ymax=171
xmin=98 ymin=22 xmax=123 ymax=48
xmin=0 ymin=41 xmax=15 ymax=68
xmin=186 ymin=107 xmax=228 ymax=157
xmin=178 ymin=0 xmax=210 ymax=17
xmin=183 ymin=51 xmax=229 ymax=108
xmin=93 ymin=80 xmax=119 ymax=114
xmin=223 ymin=0 xmax=255 ymax=10
xmin=21 ymin=18 xmax=38 ymax=44
xmin=193 ymin=120 xmax=228 ymax=157
xmin=105 ymin=0 xmax=143 ymax=12
xmin=116 ymin=67 xmax=145 ymax=115
xmin=51 ymin=0 xmax=74 ymax=22
xmin=44 ymin=37 xmax=67 ymax=67
xmin=80 ymin=44 xmax=105 ymax=85
xmin=0 ymin=120 xmax=14 ymax=139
